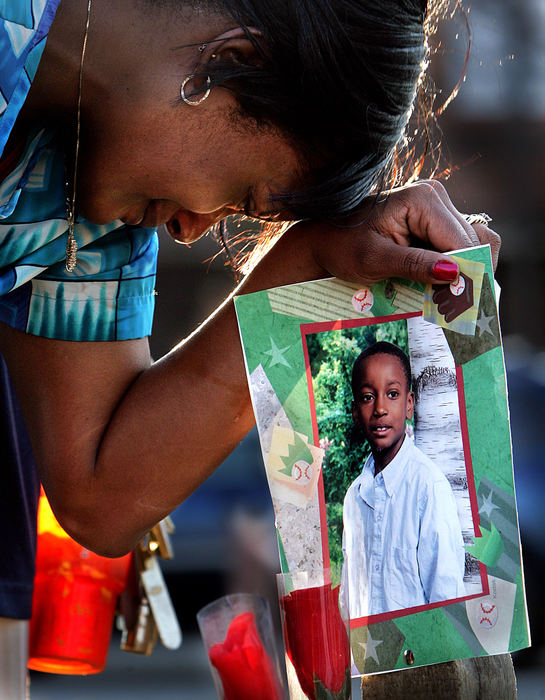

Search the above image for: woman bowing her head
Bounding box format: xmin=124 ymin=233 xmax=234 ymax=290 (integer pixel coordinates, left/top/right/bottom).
xmin=0 ymin=5 xmax=498 ymax=693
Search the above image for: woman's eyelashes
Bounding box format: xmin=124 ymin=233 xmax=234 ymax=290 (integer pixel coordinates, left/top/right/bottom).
xmin=237 ymin=187 xmax=283 ymax=221
xmin=242 ymin=189 xmax=254 ymax=217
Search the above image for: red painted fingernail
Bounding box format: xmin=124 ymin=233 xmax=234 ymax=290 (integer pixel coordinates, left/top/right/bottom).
xmin=432 ymin=260 xmax=459 ymax=282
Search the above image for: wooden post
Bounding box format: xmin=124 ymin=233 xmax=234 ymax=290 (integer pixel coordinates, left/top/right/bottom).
xmin=361 ymin=654 xmax=516 ymax=699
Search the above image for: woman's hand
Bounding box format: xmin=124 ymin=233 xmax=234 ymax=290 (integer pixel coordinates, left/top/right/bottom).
xmin=294 ymin=180 xmax=500 ymax=286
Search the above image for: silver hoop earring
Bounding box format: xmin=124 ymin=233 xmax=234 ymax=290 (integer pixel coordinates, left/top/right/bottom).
xmin=180 ymin=75 xmax=211 ymax=106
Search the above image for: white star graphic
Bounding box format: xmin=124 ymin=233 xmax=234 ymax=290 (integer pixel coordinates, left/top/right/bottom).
xmin=358 ymin=630 xmax=383 ymax=664
xmin=264 ymin=337 xmax=291 ymax=368
xmin=476 ymin=309 xmax=495 ymax=337
xmin=479 ymin=490 xmax=499 ymax=519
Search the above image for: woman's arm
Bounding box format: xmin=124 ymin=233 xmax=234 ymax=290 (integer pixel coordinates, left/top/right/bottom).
xmin=0 ymin=182 xmax=499 ymax=557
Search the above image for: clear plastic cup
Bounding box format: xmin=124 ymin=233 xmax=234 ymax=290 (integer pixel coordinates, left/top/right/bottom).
xmin=197 ymin=592 xmax=286 ymax=700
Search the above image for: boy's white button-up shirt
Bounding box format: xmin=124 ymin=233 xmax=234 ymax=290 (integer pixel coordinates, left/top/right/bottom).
xmin=342 ymin=436 xmax=466 ymax=619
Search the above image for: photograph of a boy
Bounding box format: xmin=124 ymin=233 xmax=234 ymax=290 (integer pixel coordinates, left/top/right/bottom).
xmin=342 ymin=341 xmax=466 ymax=618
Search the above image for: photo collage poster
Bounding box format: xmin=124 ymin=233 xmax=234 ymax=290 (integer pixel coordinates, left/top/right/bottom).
xmin=234 ymin=245 xmax=530 ymax=675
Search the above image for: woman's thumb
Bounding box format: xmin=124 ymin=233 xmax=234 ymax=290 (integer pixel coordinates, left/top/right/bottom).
xmin=379 ymin=244 xmax=459 ymax=285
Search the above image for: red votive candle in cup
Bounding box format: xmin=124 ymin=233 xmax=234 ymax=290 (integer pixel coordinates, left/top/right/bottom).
xmin=197 ymin=593 xmax=285 ymax=700
xmin=28 ymin=489 xmax=131 ymax=675
xmin=277 ymin=568 xmax=351 ymax=700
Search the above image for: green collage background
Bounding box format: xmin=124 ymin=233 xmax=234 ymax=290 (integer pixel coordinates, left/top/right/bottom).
xmin=234 ymin=246 xmax=529 ymax=673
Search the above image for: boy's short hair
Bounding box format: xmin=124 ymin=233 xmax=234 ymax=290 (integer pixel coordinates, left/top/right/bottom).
xmin=351 ymin=341 xmax=412 ymax=395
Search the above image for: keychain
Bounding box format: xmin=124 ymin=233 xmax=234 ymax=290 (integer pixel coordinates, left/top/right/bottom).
xmin=118 ymin=516 xmax=182 ymax=655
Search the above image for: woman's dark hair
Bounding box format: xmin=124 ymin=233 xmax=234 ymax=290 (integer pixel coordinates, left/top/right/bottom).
xmin=351 ymin=341 xmax=412 ymax=395
xmin=189 ymin=0 xmax=440 ymax=221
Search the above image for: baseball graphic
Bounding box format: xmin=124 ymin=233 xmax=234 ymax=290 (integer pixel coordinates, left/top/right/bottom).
xmin=352 ymin=288 xmax=374 ymax=313
xmin=477 ymin=598 xmax=498 ymax=628
xmin=450 ymin=275 xmax=466 ymax=296
xmin=292 ymin=460 xmax=313 ymax=485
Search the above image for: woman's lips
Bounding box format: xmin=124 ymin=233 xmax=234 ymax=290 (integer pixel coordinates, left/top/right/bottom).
xmin=140 ymin=200 xmax=180 ymax=228
xmin=122 ymin=201 xmax=181 ymax=228
xmin=121 ymin=210 xmax=145 ymax=226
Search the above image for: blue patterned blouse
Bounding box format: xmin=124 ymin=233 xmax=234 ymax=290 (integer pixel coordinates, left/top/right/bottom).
xmin=0 ymin=0 xmax=158 ymax=341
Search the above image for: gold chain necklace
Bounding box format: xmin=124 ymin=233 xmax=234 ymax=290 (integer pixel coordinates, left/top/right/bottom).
xmin=65 ymin=0 xmax=92 ymax=272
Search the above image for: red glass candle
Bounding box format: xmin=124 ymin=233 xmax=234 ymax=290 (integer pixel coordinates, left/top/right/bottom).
xmin=277 ymin=569 xmax=351 ymax=700
xmin=28 ymin=490 xmax=131 ymax=675
xmin=280 ymin=584 xmax=351 ymax=699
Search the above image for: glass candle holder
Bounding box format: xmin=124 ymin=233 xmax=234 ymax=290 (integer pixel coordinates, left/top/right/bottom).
xmin=197 ymin=592 xmax=285 ymax=700
xmin=277 ymin=568 xmax=351 ymax=700
xmin=28 ymin=489 xmax=131 ymax=675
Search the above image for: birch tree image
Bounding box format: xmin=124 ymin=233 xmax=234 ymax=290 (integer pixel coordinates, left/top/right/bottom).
xmin=407 ymin=316 xmax=483 ymax=595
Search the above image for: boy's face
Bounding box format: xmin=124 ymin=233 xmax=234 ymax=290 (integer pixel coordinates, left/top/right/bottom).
xmin=352 ymin=353 xmax=414 ymax=466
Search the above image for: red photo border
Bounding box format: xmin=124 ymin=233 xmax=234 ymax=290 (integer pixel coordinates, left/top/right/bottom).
xmin=300 ymin=311 xmax=489 ymax=627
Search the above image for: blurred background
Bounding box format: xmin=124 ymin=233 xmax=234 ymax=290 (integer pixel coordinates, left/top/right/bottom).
xmin=30 ymin=0 xmax=545 ymax=697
